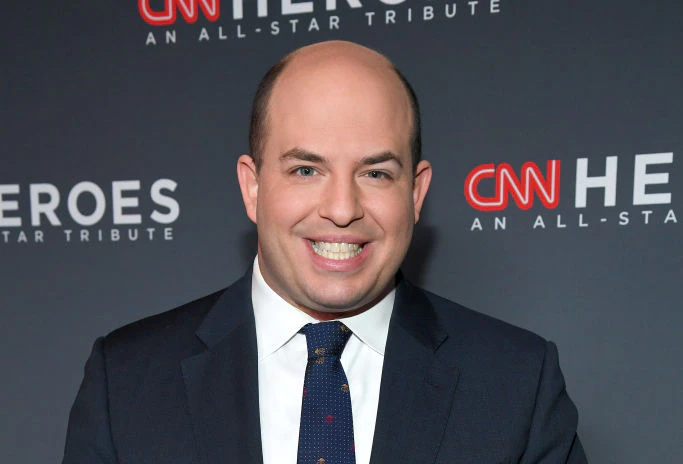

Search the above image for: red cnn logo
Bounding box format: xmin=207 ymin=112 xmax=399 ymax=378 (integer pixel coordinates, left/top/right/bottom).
xmin=138 ymin=0 xmax=220 ymax=26
xmin=464 ymin=160 xmax=561 ymax=211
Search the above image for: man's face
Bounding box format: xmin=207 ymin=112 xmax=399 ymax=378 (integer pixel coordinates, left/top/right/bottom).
xmin=238 ymin=43 xmax=431 ymax=319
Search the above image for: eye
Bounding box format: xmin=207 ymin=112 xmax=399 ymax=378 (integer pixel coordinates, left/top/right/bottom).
xmin=294 ymin=166 xmax=317 ymax=177
xmin=365 ymin=170 xmax=391 ymax=180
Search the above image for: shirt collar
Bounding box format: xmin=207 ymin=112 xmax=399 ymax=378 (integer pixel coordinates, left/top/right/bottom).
xmin=251 ymin=256 xmax=394 ymax=360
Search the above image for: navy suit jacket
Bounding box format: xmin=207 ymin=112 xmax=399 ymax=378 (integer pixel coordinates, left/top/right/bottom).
xmin=63 ymin=272 xmax=587 ymax=463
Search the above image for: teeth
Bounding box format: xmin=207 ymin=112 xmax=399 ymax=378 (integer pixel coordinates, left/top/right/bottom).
xmin=311 ymin=241 xmax=363 ymax=260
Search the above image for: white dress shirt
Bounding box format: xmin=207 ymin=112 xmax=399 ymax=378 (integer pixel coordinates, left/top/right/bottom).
xmin=252 ymin=257 xmax=394 ymax=464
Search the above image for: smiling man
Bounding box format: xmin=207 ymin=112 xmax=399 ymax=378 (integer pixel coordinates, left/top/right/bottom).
xmin=237 ymin=41 xmax=431 ymax=321
xmin=63 ymin=41 xmax=587 ymax=464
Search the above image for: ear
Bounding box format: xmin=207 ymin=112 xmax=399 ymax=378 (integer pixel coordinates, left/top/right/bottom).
xmin=237 ymin=154 xmax=259 ymax=224
xmin=412 ymin=160 xmax=432 ymax=223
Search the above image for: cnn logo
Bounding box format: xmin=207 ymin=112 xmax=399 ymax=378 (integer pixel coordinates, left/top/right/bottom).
xmin=138 ymin=0 xmax=220 ymax=25
xmin=464 ymin=161 xmax=561 ymax=211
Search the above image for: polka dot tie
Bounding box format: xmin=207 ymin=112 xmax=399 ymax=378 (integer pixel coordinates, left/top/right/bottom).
xmin=297 ymin=321 xmax=356 ymax=464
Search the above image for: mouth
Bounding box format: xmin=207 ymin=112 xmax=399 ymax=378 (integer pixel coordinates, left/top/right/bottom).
xmin=309 ymin=240 xmax=365 ymax=260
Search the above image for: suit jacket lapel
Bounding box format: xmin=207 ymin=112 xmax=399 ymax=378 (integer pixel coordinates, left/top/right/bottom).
xmin=181 ymin=273 xmax=263 ymax=464
xmin=371 ymin=278 xmax=460 ymax=464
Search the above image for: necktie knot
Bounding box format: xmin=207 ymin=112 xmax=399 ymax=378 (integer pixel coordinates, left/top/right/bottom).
xmin=302 ymin=321 xmax=352 ymax=359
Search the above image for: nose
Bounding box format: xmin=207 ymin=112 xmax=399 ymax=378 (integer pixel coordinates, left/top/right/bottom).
xmin=317 ymin=176 xmax=364 ymax=227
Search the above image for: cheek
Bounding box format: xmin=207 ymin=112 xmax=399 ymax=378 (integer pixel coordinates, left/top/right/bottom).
xmin=257 ymin=184 xmax=314 ymax=230
xmin=367 ymin=193 xmax=415 ymax=238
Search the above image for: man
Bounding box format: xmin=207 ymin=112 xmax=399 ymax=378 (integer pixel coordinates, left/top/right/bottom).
xmin=63 ymin=41 xmax=587 ymax=463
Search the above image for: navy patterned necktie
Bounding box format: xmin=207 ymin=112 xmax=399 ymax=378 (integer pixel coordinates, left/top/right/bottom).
xmin=297 ymin=321 xmax=356 ymax=464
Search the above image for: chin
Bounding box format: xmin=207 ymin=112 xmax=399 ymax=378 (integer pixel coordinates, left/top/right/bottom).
xmin=305 ymin=284 xmax=380 ymax=313
xmin=305 ymin=288 xmax=357 ymax=308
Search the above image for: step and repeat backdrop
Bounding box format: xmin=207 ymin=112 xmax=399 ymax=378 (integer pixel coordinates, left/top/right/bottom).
xmin=2 ymin=1 xmax=681 ymax=462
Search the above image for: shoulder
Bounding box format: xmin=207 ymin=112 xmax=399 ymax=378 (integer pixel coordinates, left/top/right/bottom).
xmin=414 ymin=284 xmax=549 ymax=365
xmin=101 ymin=288 xmax=227 ymax=364
xmin=426 ymin=288 xmax=545 ymax=343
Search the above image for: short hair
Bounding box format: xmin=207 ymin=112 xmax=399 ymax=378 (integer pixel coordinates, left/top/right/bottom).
xmin=248 ymin=53 xmax=422 ymax=172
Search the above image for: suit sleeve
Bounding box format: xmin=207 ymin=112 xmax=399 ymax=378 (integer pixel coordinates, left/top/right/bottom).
xmin=62 ymin=337 xmax=118 ymax=464
xmin=520 ymin=341 xmax=588 ymax=464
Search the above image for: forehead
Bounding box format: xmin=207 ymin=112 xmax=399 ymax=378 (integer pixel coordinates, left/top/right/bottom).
xmin=263 ymin=48 xmax=413 ymax=161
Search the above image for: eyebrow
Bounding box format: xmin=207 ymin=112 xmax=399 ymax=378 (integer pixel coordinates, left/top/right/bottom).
xmin=360 ymin=151 xmax=404 ymax=169
xmin=280 ymin=148 xmax=403 ymax=169
xmin=280 ymin=148 xmax=327 ymax=164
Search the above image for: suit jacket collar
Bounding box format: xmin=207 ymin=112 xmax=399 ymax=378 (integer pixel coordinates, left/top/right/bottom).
xmin=392 ymin=274 xmax=449 ymax=350
xmin=194 ymin=271 xmax=254 ymax=349
xmin=181 ymin=271 xmax=459 ymax=464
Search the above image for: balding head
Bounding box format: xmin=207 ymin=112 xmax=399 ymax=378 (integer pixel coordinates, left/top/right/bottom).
xmin=249 ymin=41 xmax=421 ymax=171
